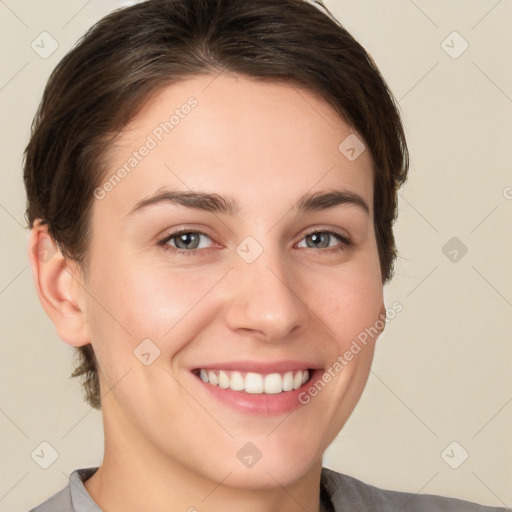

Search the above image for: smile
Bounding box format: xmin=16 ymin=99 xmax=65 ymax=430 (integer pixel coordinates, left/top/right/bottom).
xmin=193 ymin=368 xmax=312 ymax=394
xmin=189 ymin=360 xmax=323 ymax=415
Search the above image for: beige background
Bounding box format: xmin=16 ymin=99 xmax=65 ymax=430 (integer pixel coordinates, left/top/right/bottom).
xmin=1 ymin=0 xmax=511 ymax=510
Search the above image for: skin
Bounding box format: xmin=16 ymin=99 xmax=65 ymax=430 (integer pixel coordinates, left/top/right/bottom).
xmin=29 ymin=73 xmax=386 ymax=512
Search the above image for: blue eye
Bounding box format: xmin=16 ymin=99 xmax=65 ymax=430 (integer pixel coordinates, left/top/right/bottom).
xmin=158 ymin=230 xmax=213 ymax=255
xmin=297 ymin=230 xmax=350 ymax=250
xmin=158 ymin=229 xmax=351 ymax=256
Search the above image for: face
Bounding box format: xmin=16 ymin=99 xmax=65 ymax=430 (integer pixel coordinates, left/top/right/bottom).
xmin=80 ymin=73 xmax=385 ymax=488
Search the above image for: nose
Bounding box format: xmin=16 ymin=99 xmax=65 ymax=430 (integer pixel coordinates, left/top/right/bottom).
xmin=223 ymin=248 xmax=310 ymax=343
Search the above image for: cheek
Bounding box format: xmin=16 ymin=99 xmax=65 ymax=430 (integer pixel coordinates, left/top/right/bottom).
xmin=307 ymin=264 xmax=384 ymax=349
xmin=93 ymin=262 xmax=225 ymax=352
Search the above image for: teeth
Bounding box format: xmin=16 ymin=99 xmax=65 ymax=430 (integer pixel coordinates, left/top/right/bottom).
xmin=218 ymin=370 xmax=229 ymax=389
xmin=264 ymin=373 xmax=283 ymax=394
xmin=229 ymin=371 xmax=245 ymax=391
xmin=208 ymin=370 xmax=218 ymax=386
xmin=282 ymin=371 xmax=294 ymax=391
xmin=245 ymin=372 xmax=264 ymax=394
xmin=196 ymin=369 xmax=311 ymax=394
xmin=293 ymin=371 xmax=303 ymax=390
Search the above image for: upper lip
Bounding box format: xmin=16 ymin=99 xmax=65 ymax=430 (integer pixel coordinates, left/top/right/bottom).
xmin=191 ymin=360 xmax=322 ymax=375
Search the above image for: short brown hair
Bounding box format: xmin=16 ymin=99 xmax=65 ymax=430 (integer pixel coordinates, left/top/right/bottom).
xmin=23 ymin=0 xmax=409 ymax=410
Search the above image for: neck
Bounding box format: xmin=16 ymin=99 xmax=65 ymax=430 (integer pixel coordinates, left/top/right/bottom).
xmin=85 ymin=457 xmax=324 ymax=512
xmin=84 ymin=405 xmax=325 ymax=512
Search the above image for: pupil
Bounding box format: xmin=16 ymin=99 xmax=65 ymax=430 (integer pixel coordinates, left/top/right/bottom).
xmin=178 ymin=232 xmax=199 ymax=249
xmin=309 ymin=232 xmax=328 ymax=248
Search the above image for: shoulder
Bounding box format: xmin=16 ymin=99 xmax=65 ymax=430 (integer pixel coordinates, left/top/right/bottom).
xmin=321 ymin=467 xmax=510 ymax=512
xmin=28 ymin=486 xmax=72 ymax=512
xmin=27 ymin=468 xmax=100 ymax=512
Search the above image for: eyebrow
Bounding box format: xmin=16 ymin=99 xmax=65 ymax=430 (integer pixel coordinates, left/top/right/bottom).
xmin=126 ymin=187 xmax=370 ymax=217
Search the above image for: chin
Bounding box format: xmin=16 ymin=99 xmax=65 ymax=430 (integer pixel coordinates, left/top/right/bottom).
xmin=211 ymin=438 xmax=323 ymax=490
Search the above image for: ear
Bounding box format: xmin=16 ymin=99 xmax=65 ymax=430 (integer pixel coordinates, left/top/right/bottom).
xmin=377 ymin=302 xmax=387 ymax=336
xmin=27 ymin=220 xmax=90 ymax=347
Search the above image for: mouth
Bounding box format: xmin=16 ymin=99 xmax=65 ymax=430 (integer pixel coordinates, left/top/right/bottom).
xmin=191 ymin=368 xmax=314 ymax=395
xmin=188 ymin=360 xmax=323 ymax=415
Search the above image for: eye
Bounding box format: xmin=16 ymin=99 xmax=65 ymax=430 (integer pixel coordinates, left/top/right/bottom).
xmin=158 ymin=229 xmax=214 ymax=255
xmin=296 ymin=230 xmax=351 ymax=251
xmin=157 ymin=228 xmax=351 ymax=256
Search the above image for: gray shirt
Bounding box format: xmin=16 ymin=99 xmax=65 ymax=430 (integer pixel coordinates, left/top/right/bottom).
xmin=29 ymin=466 xmax=509 ymax=511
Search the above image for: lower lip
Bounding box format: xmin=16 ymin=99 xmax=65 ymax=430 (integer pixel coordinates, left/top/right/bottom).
xmin=191 ymin=369 xmax=324 ymax=415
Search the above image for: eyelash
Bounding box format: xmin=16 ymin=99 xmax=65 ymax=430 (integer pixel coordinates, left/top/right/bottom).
xmin=157 ymin=228 xmax=352 ymax=256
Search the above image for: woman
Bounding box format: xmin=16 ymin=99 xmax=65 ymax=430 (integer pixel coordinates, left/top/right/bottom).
xmin=24 ymin=0 xmax=507 ymax=510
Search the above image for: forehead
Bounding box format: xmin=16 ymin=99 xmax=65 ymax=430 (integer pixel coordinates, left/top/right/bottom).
xmin=97 ymin=73 xmax=374 ymax=219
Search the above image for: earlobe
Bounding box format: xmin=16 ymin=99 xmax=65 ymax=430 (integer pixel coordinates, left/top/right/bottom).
xmin=27 ymin=220 xmax=90 ymax=347
xmin=378 ymin=302 xmax=387 ymax=335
